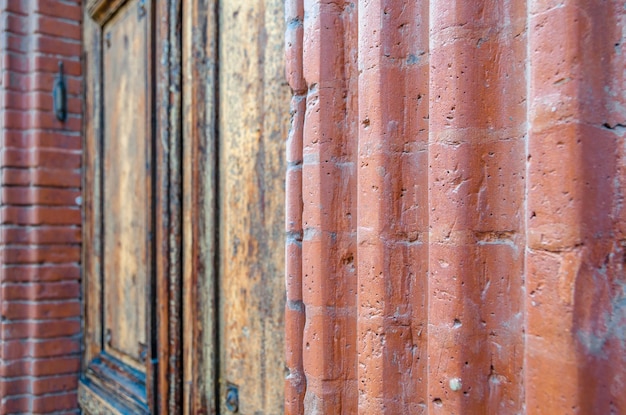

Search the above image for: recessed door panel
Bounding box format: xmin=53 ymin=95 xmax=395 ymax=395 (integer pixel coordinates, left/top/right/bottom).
xmin=102 ymin=1 xmax=151 ymax=367
xmin=80 ymin=0 xmax=182 ymax=413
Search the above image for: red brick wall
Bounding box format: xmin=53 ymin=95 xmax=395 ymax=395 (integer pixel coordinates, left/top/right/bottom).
xmin=285 ymin=0 xmax=626 ymax=414
xmin=0 ymin=1 xmax=82 ymax=413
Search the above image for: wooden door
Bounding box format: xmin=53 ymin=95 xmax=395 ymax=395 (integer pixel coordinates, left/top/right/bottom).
xmin=80 ymin=0 xmax=183 ymax=413
xmin=217 ymin=0 xmax=289 ymax=413
xmin=182 ymin=0 xmax=289 ymax=413
xmin=80 ymin=0 xmax=287 ymax=413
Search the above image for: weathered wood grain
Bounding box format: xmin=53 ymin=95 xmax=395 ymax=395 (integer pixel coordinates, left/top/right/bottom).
xmin=182 ymin=0 xmax=219 ymax=413
xmin=218 ymin=0 xmax=290 ymax=412
xmin=102 ymin=0 xmax=151 ymax=368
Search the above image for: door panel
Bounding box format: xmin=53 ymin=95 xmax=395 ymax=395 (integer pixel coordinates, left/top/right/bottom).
xmin=217 ymin=0 xmax=289 ymax=413
xmin=102 ymin=0 xmax=150 ymax=368
xmin=181 ymin=0 xmax=289 ymax=412
xmin=80 ymin=0 xmax=183 ymax=413
xmin=83 ymin=0 xmax=288 ymax=412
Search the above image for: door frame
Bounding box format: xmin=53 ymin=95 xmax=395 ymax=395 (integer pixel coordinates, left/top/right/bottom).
xmin=80 ymin=0 xmax=184 ymax=413
xmin=181 ymin=0 xmax=219 ymax=413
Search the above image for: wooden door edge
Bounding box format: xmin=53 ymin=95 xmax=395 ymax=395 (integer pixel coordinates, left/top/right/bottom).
xmin=181 ymin=0 xmax=220 ymax=414
xmin=154 ymin=0 xmax=185 ymax=413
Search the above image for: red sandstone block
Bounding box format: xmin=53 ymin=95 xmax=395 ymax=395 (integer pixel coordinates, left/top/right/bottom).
xmin=286 ymin=96 xmax=305 ymax=164
xmin=303 ymin=308 xmax=357 ymax=380
xmin=526 ymin=249 xmax=576 ymax=341
xmin=2 ymin=319 xmax=81 ymax=340
xmin=285 ymin=22 xmax=306 ymax=93
xmin=1 ymin=300 xmax=81 ymax=320
xmin=302 ymin=162 xmax=355 ymax=233
xmin=2 ymin=264 xmax=80 ymax=283
xmin=32 ymin=374 xmax=78 ymax=396
xmin=285 ymin=167 xmax=302 ymax=233
xmin=285 ymin=305 xmax=305 ymax=369
xmin=2 ymin=281 xmax=80 ymax=301
xmin=302 ymin=2 xmax=344 ymax=85
xmin=525 ymin=335 xmax=581 ymax=415
xmin=527 ymin=123 xmax=616 ymax=250
xmin=428 ymin=144 xmax=522 ymax=241
xmin=304 ymin=378 xmax=358 ymax=414
xmin=429 ymin=36 xmax=526 ymax=134
xmin=285 ymin=241 xmax=302 ymax=302
xmin=285 ymin=0 xmax=304 ymax=23
xmin=2 ymin=186 xmax=80 ymax=206
xmin=32 ymin=392 xmax=78 ymax=413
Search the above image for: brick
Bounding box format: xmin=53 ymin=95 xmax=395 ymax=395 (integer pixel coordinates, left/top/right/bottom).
xmin=0 ymin=377 xmax=29 ymax=397
xmin=2 ymin=226 xmax=81 ymax=244
xmin=33 ymin=55 xmax=82 ymax=76
xmin=0 ymin=2 xmax=82 ymax=412
xmin=30 ymin=356 xmax=80 ymax=377
xmin=1 ymin=395 xmax=30 ymax=414
xmin=2 ymin=186 xmax=80 ymax=206
xmin=35 ymin=15 xmax=81 ymax=41
xmin=2 ymin=281 xmax=80 ymax=301
xmin=1 ymin=148 xmax=81 ymax=169
xmin=32 ymin=168 xmax=81 ymax=188
xmin=1 ymin=206 xmax=81 ymax=225
xmin=2 ymin=319 xmax=81 ymax=340
xmin=32 ymin=392 xmax=78 ymax=413
xmin=32 ymin=374 xmax=78 ymax=396
xmin=34 ymin=0 xmax=82 ymax=21
xmin=28 ymin=92 xmax=82 ymax=115
xmin=2 ymin=264 xmax=80 ymax=283
xmin=30 ymin=72 xmax=82 ymax=96
xmin=1 ymin=300 xmax=81 ymax=320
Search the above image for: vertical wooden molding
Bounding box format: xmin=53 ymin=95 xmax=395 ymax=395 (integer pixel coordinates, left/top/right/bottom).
xmin=182 ymin=0 xmax=219 ymax=413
